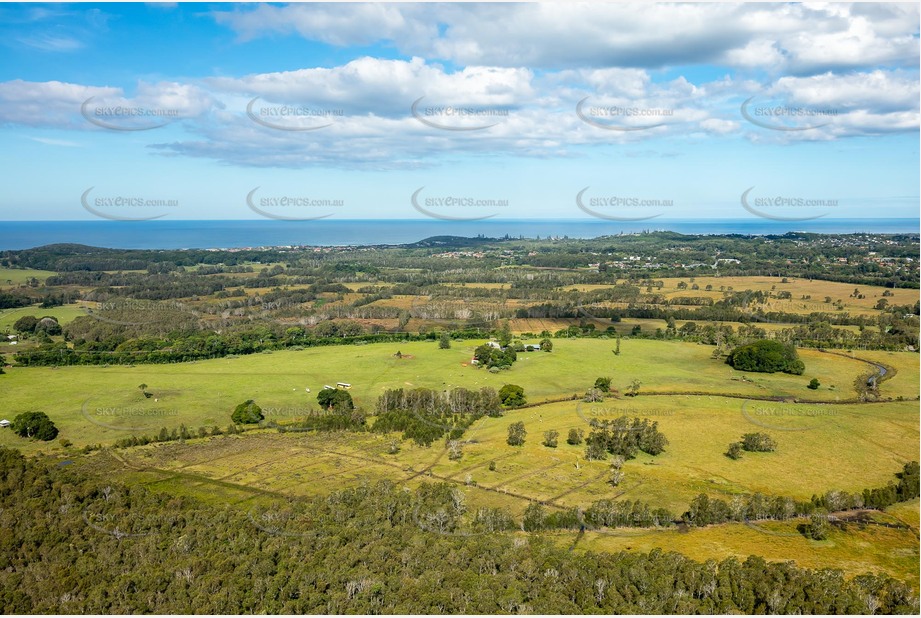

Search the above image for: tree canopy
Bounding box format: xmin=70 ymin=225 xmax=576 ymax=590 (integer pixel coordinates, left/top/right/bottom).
xmin=726 ymin=340 xmax=805 ymax=375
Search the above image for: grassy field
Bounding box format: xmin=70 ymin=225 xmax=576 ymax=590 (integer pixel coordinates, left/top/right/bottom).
xmin=2 ymin=338 xmax=911 ymax=454
xmin=0 ymin=303 xmax=87 ymax=333
xmin=557 ymin=511 xmax=918 ymax=584
xmin=0 ymin=266 xmax=58 ymax=288
xmin=562 ymin=276 xmax=918 ymax=317
xmin=88 ymin=392 xmax=916 ymax=512
xmin=67 ymin=390 xmax=918 ymax=585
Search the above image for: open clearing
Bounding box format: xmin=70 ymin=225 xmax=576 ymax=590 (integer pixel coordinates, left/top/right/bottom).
xmin=1 ymin=338 xmax=911 ymax=453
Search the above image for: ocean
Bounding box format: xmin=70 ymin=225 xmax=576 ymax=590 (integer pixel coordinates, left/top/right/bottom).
xmin=1 ymin=219 xmax=918 ymax=250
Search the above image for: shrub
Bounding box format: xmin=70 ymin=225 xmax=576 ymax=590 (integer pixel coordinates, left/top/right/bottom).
xmin=741 ymin=432 xmax=777 ymax=452
xmin=594 ymin=377 xmax=612 ymax=392
xmin=725 ymin=442 xmax=743 ymax=460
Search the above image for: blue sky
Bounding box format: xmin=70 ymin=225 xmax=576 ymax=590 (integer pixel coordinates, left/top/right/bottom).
xmin=0 ymin=2 xmax=918 ymax=223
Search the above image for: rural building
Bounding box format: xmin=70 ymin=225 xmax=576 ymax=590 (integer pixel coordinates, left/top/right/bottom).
xmin=0 ymin=419 xmax=10 ymax=428
xmin=336 ymin=382 xmax=352 ymax=389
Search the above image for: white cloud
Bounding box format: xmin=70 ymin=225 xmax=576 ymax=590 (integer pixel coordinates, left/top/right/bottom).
xmin=208 ymin=56 xmax=533 ymax=118
xmin=0 ymin=79 xmax=219 ymax=129
xmin=28 ymin=136 xmax=81 ymax=147
xmin=700 ymin=118 xmax=740 ymax=135
xmin=1 ymin=60 xmax=915 ymax=170
xmin=213 ymin=3 xmax=919 ymax=74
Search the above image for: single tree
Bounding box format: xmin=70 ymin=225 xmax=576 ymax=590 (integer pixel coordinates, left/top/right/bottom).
xmin=317 ymin=387 xmax=354 ymax=411
xmin=567 ymin=428 xmax=584 ymax=445
xmin=807 ymin=378 xmax=820 ymax=390
xmin=542 ymin=429 xmax=559 ymax=448
xmin=626 ymin=379 xmax=641 ymax=397
xmin=507 ymin=421 xmax=527 ymax=446
xmin=231 ymin=400 xmax=264 ymax=424
xmin=438 ymin=332 xmax=451 ymax=349
xmin=11 ymin=411 xmax=58 ymax=441
xmin=806 ymin=512 xmax=830 ymax=540
xmin=499 ymin=384 xmax=526 ymax=407
xmin=498 ymin=321 xmax=513 ymax=347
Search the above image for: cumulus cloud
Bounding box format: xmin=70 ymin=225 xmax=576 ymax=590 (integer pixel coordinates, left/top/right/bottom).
xmin=0 ymin=80 xmax=220 ymax=130
xmin=213 ymin=3 xmax=919 ymax=74
xmin=0 ymin=12 xmax=916 ymax=169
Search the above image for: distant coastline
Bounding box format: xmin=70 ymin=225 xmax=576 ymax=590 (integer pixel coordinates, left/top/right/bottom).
xmin=1 ymin=219 xmax=918 ymax=251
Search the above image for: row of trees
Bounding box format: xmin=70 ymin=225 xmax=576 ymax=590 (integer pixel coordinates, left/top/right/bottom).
xmin=684 ymin=462 xmax=920 ymax=526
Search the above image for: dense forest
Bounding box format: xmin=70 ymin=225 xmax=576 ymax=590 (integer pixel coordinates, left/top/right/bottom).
xmin=0 ymin=448 xmax=917 ymax=614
